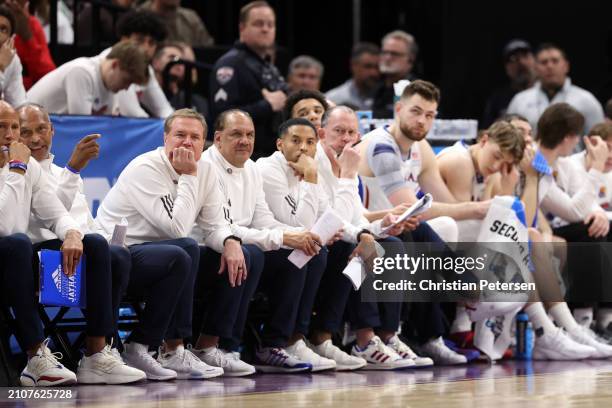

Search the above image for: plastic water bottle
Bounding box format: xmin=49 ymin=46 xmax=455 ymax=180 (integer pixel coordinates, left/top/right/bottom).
xmin=515 ymin=312 xmax=533 ymax=360
xmin=110 ymin=217 xmax=128 ymax=247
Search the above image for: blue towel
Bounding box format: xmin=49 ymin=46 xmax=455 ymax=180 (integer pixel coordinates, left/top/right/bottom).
xmin=532 ymin=150 xmax=552 ymax=175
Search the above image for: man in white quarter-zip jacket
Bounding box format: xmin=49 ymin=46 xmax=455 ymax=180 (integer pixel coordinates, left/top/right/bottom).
xmin=0 ymin=101 xmax=80 ymax=387
xmin=198 ymin=109 xmax=332 ymax=373
xmin=96 ymin=109 xmax=240 ymax=381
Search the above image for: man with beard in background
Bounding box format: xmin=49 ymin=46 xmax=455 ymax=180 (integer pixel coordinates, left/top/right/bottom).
xmin=372 ymin=30 xmax=418 ymax=118
xmin=481 ymin=39 xmax=537 ymax=128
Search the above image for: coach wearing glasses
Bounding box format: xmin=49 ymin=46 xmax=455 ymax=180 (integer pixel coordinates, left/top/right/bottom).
xmin=373 ymin=30 xmax=419 ymax=118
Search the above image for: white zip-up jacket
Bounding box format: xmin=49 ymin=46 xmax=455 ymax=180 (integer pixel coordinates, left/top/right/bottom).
xmin=27 ymin=56 xmax=115 ymax=115
xmin=95 ymin=147 xmax=231 ymax=251
xmin=541 ymin=155 xmax=604 ymax=228
xmin=569 ymin=152 xmax=612 ymax=212
xmin=27 ymin=154 xmax=96 ymax=243
xmin=197 ymin=145 xmax=299 ymax=251
xmin=99 ymin=48 xmax=173 ymax=118
xmin=315 ymin=143 xmax=385 ymax=239
xmin=0 ymin=158 xmax=81 ymax=240
xmin=0 ymin=55 xmax=26 ymax=108
xmin=256 ymin=151 xmax=363 ymax=243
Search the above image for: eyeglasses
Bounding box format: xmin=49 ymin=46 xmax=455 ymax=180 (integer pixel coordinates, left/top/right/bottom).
xmin=381 ymin=50 xmax=408 ymax=58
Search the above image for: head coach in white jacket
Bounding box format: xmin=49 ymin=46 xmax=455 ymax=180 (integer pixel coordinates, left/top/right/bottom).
xmin=96 ymin=108 xmax=244 ymax=380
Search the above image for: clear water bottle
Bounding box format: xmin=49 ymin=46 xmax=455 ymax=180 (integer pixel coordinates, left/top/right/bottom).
xmin=515 ymin=312 xmax=533 ymax=360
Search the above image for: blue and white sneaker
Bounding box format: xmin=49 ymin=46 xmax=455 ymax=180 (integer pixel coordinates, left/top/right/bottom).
xmin=254 ymin=347 xmax=312 ymax=373
xmin=157 ymin=345 xmax=224 ymax=379
xmin=351 ymin=336 xmax=415 ymax=370
xmin=387 ymin=335 xmax=434 ymax=367
xmin=20 ymin=339 xmax=77 ymax=386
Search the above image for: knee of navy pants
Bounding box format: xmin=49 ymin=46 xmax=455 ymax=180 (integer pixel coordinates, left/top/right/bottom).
xmin=127 ymin=237 xmax=197 ymax=347
xmin=219 ymin=244 xmax=264 ymax=351
xmin=33 ymin=233 xmax=114 ymax=338
xmin=410 ymin=222 xmax=445 ymax=243
xmin=0 ymin=233 xmax=44 ymax=351
xmin=197 ymin=244 xmax=263 ymax=339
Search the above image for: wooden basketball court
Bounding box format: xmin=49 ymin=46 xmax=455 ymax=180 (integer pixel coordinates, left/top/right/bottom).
xmin=4 ymin=360 xmax=612 ymax=407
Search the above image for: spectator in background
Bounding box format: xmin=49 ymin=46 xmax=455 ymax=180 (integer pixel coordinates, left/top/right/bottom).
xmin=138 ymin=0 xmax=214 ymax=47
xmin=0 ymin=5 xmax=26 ymax=107
xmin=152 ymin=42 xmax=184 ymax=96
xmin=372 ymin=30 xmax=419 ymax=118
xmin=325 ymin=42 xmax=380 ymax=111
xmin=27 ymin=41 xmax=149 ymax=115
xmin=101 ymin=10 xmax=173 ymax=118
xmin=1 ymin=0 xmax=55 ymax=89
xmin=283 ymin=89 xmax=328 ymax=129
xmin=481 ymin=39 xmax=537 ymax=129
xmin=287 ymin=55 xmax=323 ymax=93
xmin=76 ymin=0 xmax=135 ymax=46
xmin=31 ymin=0 xmax=74 ymax=44
xmin=507 ymin=43 xmax=605 ymax=134
xmin=209 ymin=1 xmax=288 ymax=158
xmin=151 ymin=42 xmax=208 ymax=115
xmin=177 ymin=41 xmax=199 ymax=86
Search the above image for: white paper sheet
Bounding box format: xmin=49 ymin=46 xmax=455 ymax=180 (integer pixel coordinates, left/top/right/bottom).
xmin=341 ymin=240 xmax=386 ymax=290
xmin=342 ymin=257 xmax=366 ymax=290
xmin=288 ymin=208 xmax=344 ymax=268
xmin=381 ymin=193 xmax=433 ymax=234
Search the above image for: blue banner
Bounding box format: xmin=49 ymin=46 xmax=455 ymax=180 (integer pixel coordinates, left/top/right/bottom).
xmin=50 ymin=115 xmax=164 ymax=215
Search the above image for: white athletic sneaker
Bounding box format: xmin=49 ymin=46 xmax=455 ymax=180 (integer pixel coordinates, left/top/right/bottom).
xmin=20 ymin=340 xmax=77 ymax=387
xmin=254 ymin=347 xmax=312 ymax=373
xmin=566 ymin=326 xmax=612 ymax=359
xmin=157 ymin=345 xmax=224 ymax=379
xmin=310 ymin=339 xmax=366 ymax=371
xmin=386 ymin=335 xmax=434 ymax=368
xmin=285 ymin=339 xmax=336 ymax=372
xmin=111 ymin=348 xmax=123 ymax=361
xmin=77 ymin=344 xmax=147 ymax=384
xmin=193 ymin=346 xmax=256 ymax=377
xmin=418 ymin=337 xmax=467 ymax=365
xmin=122 ymin=342 xmax=177 ymax=381
xmin=532 ymin=327 xmax=597 ymax=360
xmin=351 ymin=336 xmax=415 ymax=370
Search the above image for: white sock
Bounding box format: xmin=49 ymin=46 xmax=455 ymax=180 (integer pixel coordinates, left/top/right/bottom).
xmin=450 ymin=305 xmax=472 ymax=333
xmin=524 ymin=303 xmax=556 ymax=334
xmin=597 ymin=308 xmax=612 ymax=330
xmin=549 ymin=303 xmax=579 ymax=331
xmin=573 ymin=307 xmax=594 ymax=327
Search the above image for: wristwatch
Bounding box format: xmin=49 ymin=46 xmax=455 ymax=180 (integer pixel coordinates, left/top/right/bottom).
xmin=357 ymin=229 xmax=373 ymax=242
xmin=223 ymin=235 xmax=243 ymax=245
